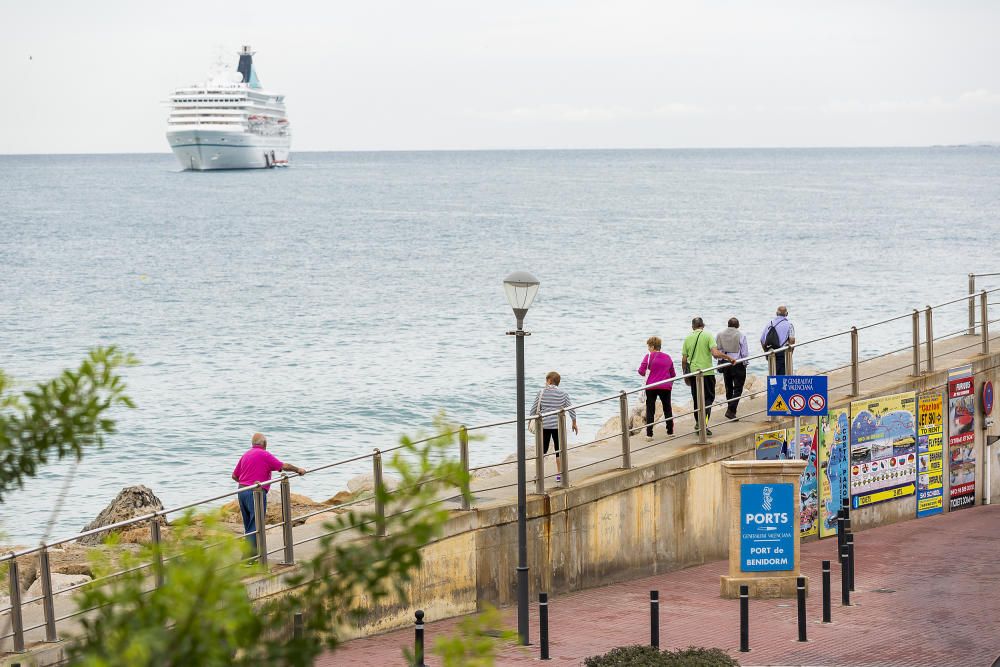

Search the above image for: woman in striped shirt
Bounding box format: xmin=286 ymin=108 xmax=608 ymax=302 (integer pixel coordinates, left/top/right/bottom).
xmin=530 ymin=371 xmax=579 ymax=478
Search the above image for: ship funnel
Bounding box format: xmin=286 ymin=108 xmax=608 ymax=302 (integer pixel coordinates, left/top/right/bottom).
xmin=237 ymin=45 xmax=256 ymax=84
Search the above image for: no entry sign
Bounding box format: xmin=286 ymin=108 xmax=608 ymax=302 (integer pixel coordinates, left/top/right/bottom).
xmin=767 ymin=375 xmax=829 ymax=417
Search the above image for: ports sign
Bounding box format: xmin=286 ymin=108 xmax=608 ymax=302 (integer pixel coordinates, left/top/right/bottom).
xmin=740 ymin=483 xmax=795 ymax=572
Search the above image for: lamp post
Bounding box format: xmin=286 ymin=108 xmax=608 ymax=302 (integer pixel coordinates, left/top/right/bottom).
xmin=503 ymin=270 xmax=540 ymax=647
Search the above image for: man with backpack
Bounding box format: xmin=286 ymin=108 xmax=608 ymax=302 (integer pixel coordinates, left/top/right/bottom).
xmin=760 ymin=306 xmax=796 ymax=375
xmin=681 ymin=317 xmax=726 ymax=437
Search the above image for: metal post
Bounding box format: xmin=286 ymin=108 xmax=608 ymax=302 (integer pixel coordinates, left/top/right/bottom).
xmin=373 ymin=449 xmax=386 ymax=538
xmin=539 ymin=592 xmax=550 ymax=660
xmin=785 ymin=345 xmax=794 ymax=376
xmin=968 ymin=273 xmax=976 ymax=335
xmin=847 ymin=533 xmax=855 ymax=593
xmin=911 ymin=310 xmax=921 ymax=375
xmin=253 ymin=484 xmax=268 ymax=570
xmin=513 ymin=316 xmax=530 ymax=646
xmin=280 ymin=476 xmax=295 ymax=565
xmin=619 ymin=391 xmax=632 ymax=469
xmin=850 ymin=327 xmax=860 ymax=396
xmin=649 ymin=590 xmax=660 ymax=648
xmin=768 ymin=352 xmax=778 ymax=422
xmin=695 ymin=369 xmax=707 ymax=444
xmin=534 ymin=416 xmax=545 ymax=495
xmin=822 ymin=560 xmax=831 ymax=623
xmin=925 ymin=306 xmax=935 ymax=372
xmin=840 ymin=544 xmax=851 ymax=606
xmin=460 ymin=426 xmax=471 ymax=511
xmin=39 ymin=546 xmax=58 ymax=642
xmin=796 ymin=576 xmax=807 ymax=642
xmin=981 ymin=291 xmax=990 ymax=355
xmin=739 ymin=584 xmax=749 ymax=652
xmin=7 ymin=557 xmax=25 ymax=652
xmin=836 ymin=510 xmax=845 ymax=562
xmin=414 ymin=610 xmax=425 ymax=667
xmin=557 ymin=409 xmax=570 ymax=488
xmin=293 ymin=612 xmax=304 ymax=639
xmin=150 ymin=514 xmax=164 ymax=589
xmin=792 ymin=416 xmax=801 ymax=465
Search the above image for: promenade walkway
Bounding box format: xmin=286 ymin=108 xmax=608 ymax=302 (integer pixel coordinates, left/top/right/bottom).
xmin=322 ymin=504 xmax=1000 ymax=666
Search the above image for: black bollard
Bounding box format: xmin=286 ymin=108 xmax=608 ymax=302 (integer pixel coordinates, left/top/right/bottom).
xmin=414 ymin=610 xmax=425 ymax=667
xmin=836 ymin=510 xmax=845 ymax=562
xmin=539 ymin=593 xmax=550 ymax=661
xmin=796 ymin=576 xmax=807 ymax=642
xmin=847 ymin=533 xmax=856 ymax=593
xmin=821 ymin=560 xmax=832 ymax=623
xmin=840 ymin=545 xmax=851 ymax=606
xmin=649 ymin=590 xmax=660 ymax=648
xmin=739 ymin=585 xmax=749 ymax=652
xmin=293 ymin=612 xmax=303 ymax=639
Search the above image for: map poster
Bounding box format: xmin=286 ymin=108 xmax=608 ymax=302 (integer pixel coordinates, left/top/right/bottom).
xmin=795 ymin=422 xmax=819 ymax=537
xmin=917 ymin=390 xmax=945 ymax=517
xmin=819 ymin=408 xmax=850 ymax=537
xmin=850 ymin=392 xmax=918 ymax=508
xmin=755 ymin=429 xmax=787 ymax=461
xmin=947 ymin=365 xmax=976 ymax=511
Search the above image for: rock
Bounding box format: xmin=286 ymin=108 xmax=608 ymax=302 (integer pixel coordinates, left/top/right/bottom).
xmin=346 ymin=473 xmax=400 ymax=495
xmin=473 ymin=467 xmax=501 ymax=480
xmin=79 ymin=485 xmax=165 ymax=546
xmin=18 ymin=555 xmax=38 ymax=593
xmin=323 ymin=490 xmax=355 ymax=506
xmin=53 ymin=562 xmax=93 ymax=578
xmin=26 ymin=573 xmax=91 ymax=599
xmin=501 ymin=453 xmax=518 ymax=464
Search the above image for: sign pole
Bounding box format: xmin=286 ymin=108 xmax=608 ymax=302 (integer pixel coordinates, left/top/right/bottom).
xmin=793 ymin=416 xmax=800 ymax=462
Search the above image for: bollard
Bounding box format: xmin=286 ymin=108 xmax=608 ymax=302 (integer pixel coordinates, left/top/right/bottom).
xmin=925 ymin=306 xmax=935 ymax=373
xmin=847 ymin=533 xmax=855 ymax=593
xmin=981 ymin=291 xmax=990 ymax=355
xmin=695 ymin=370 xmax=707 ymax=443
xmin=619 ymin=391 xmax=632 ymax=469
xmin=539 ymin=592 xmax=550 ymax=660
xmin=796 ymin=576 xmax=807 ymax=642
xmin=253 ymin=484 xmax=268 ymax=571
xmin=39 ymin=546 xmax=58 ymax=642
xmin=836 ymin=511 xmax=845 ymax=562
xmin=911 ymin=310 xmax=921 ymax=375
xmin=557 ymin=409 xmax=570 ymax=488
xmin=150 ymin=514 xmax=165 ymax=588
xmin=739 ymin=584 xmax=749 ymax=652
xmin=460 ymin=426 xmax=471 ymax=510
xmin=850 ymin=327 xmax=860 ymax=396
xmin=293 ymin=612 xmax=304 ymax=639
xmin=649 ymin=590 xmax=660 ymax=649
xmin=843 ymin=515 xmax=851 ymax=538
xmin=822 ymin=560 xmax=832 ymax=623
xmin=7 ymin=557 xmax=25 ymax=652
xmin=280 ymin=476 xmax=295 ymax=566
xmin=413 ymin=610 xmax=425 ymax=667
xmin=373 ymin=449 xmax=386 ymax=537
xmin=534 ymin=416 xmax=546 ymax=495
xmin=840 ymin=544 xmax=851 ymax=606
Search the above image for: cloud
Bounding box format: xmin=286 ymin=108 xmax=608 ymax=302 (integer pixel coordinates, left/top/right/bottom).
xmin=475 ymin=102 xmax=704 ymax=123
xmin=821 ymin=89 xmax=1000 ymax=115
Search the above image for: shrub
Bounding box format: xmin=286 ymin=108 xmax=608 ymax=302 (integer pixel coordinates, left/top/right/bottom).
xmin=584 ymin=645 xmax=740 ymax=667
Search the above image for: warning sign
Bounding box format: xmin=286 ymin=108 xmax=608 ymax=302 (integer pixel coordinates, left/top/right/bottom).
xmin=769 ymin=395 xmax=789 ymax=413
xmin=808 ymin=394 xmax=826 ymax=412
xmin=767 ymin=375 xmax=829 ymax=417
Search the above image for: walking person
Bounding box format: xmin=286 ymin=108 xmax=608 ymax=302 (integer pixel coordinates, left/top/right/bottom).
xmin=681 ymin=318 xmax=725 ymax=437
xmin=760 ymin=306 xmax=796 ymax=375
xmin=232 ymin=432 xmax=306 ymax=558
xmin=717 ymin=317 xmax=749 ymax=420
xmin=529 ymin=372 xmax=578 ymax=482
xmin=638 ymin=336 xmax=676 ymax=440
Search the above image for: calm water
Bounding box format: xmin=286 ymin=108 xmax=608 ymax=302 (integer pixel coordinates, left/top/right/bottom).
xmin=1 ymin=148 xmax=999 ymax=543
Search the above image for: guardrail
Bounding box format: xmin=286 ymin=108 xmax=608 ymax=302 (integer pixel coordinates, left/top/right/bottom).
xmin=2 ymin=279 xmax=1000 ymax=653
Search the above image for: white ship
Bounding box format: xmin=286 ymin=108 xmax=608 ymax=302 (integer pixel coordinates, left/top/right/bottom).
xmin=165 ymin=46 xmax=290 ymax=170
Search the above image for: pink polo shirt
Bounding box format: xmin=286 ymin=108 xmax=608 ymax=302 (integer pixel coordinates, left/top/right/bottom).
xmin=233 ymin=447 xmax=284 ymax=491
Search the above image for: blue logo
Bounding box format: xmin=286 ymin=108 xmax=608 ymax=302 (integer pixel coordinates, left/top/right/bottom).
xmin=740 ymin=483 xmax=795 ymax=572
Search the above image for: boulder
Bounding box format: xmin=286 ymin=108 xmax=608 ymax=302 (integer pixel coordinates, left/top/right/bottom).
xmin=26 ymin=572 xmax=92 ymax=599
xmin=323 ymin=490 xmax=355 ymax=506
xmin=79 ymin=485 xmax=165 ymax=546
xmin=346 ymin=473 xmax=400 ymax=495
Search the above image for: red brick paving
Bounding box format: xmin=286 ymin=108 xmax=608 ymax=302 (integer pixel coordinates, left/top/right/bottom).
xmin=319 ymin=505 xmax=1000 ymax=666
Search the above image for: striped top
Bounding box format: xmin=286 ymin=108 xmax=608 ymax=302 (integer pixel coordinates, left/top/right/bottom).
xmin=530 ymin=385 xmax=577 ymax=429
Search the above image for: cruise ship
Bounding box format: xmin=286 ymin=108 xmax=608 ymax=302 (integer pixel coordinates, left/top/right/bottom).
xmin=165 ymin=46 xmax=290 ymax=170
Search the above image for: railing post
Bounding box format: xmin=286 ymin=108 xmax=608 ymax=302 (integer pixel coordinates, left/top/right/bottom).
xmin=534 ymin=416 xmax=545 ymax=495
xmin=911 ymin=309 xmax=921 ymax=375
xmin=459 ymin=426 xmax=471 ymax=510
xmin=784 ymin=344 xmax=794 ymax=376
xmin=280 ymin=476 xmax=295 ymax=565
xmin=7 ymin=557 xmax=25 ymax=652
xmin=557 ymin=409 xmax=570 ymax=488
xmin=39 ymin=545 xmax=58 ymax=642
xmin=968 ymin=273 xmax=976 ymax=335
xmin=619 ymin=391 xmax=632 ymax=469
xmin=150 ymin=514 xmax=164 ymax=589
xmin=695 ymin=369 xmax=707 ymax=443
xmin=850 ymin=327 xmax=860 ymax=396
xmin=253 ymin=484 xmax=268 ymax=570
xmin=373 ymin=449 xmax=386 ymax=537
xmin=768 ymin=352 xmax=778 ymax=422
xmin=925 ymin=306 xmax=935 ymax=373
xmin=981 ymin=291 xmax=990 ymax=355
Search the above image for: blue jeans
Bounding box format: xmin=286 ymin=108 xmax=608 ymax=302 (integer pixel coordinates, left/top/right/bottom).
xmin=238 ymin=488 xmax=266 ymax=556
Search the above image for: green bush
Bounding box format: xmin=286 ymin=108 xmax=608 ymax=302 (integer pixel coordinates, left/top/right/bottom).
xmin=584 ymin=645 xmax=740 ymax=667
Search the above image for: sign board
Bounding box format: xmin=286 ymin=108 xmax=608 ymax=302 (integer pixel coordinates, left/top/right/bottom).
xmin=849 ymin=392 xmax=918 ymax=509
xmin=767 ymin=375 xmax=828 ymax=417
xmin=983 ymin=381 xmax=994 ymax=417
xmin=916 ymin=391 xmax=945 ymax=518
xmin=739 ymin=483 xmax=795 ymax=572
xmin=947 ymin=365 xmax=976 ymax=511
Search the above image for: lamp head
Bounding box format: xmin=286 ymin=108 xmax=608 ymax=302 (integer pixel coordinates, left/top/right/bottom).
xmin=503 ymin=271 xmax=540 ymax=321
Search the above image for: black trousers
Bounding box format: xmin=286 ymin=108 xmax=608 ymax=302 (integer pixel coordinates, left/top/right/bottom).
xmin=645 ymin=389 xmax=673 ymax=436
xmin=721 ymin=364 xmax=747 ymax=416
xmin=774 ymin=352 xmax=787 ymax=376
xmin=689 ymin=374 xmax=716 ymax=425
xmin=542 ymin=428 xmax=560 ymax=457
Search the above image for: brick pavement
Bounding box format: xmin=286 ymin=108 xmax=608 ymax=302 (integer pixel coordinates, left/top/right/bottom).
xmin=320 ymin=505 xmax=1000 ymax=666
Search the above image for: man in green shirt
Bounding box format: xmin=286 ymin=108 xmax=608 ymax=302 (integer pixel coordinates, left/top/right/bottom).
xmin=681 ymin=317 xmax=725 ymax=436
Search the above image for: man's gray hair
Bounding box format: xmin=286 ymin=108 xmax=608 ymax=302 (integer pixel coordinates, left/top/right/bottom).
xmin=776 ymin=306 xmax=789 ymax=316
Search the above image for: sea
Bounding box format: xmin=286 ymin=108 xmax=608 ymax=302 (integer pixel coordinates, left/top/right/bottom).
xmin=1 ymin=148 xmax=999 ymax=544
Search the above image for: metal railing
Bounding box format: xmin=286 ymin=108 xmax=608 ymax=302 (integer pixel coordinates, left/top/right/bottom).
xmin=3 ymin=278 xmax=1000 ymax=653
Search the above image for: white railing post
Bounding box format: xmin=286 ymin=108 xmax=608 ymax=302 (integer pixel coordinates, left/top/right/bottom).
xmin=695 ymin=370 xmax=708 ymax=444
xmin=557 ymin=409 xmax=570 ymax=488
xmin=925 ymin=306 xmax=934 ymax=372
xmin=280 ymin=476 xmax=295 ymax=565
xmin=981 ymin=291 xmax=990 ymax=355
xmin=968 ymin=273 xmax=976 ymax=335
xmin=253 ymin=484 xmax=268 ymax=570
xmin=534 ymin=417 xmax=545 ymax=495
xmin=911 ymin=310 xmax=921 ymax=375
xmin=373 ymin=449 xmax=386 ymax=537
xmin=39 ymin=545 xmax=58 ymax=642
xmin=460 ymin=426 xmax=472 ymax=510
xmin=619 ymin=391 xmax=632 ymax=469
xmin=850 ymin=327 xmax=860 ymax=396
xmin=7 ymin=557 xmax=25 ymax=652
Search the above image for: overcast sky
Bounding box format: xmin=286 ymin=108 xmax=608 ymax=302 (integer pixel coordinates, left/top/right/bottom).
xmin=2 ymin=1 xmax=998 ymax=154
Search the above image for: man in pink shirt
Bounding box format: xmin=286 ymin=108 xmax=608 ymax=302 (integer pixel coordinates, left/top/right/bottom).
xmin=232 ymin=432 xmax=306 ymax=557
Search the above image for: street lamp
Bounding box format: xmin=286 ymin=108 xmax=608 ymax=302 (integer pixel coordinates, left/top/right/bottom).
xmin=503 ymin=270 xmax=539 ymax=647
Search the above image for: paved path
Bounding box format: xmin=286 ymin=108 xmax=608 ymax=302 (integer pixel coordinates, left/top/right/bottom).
xmin=321 ymin=505 xmax=1000 ymax=666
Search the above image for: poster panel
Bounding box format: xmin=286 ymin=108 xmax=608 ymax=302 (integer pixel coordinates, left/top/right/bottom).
xmin=947 ymin=365 xmax=976 ymax=511
xmin=819 ymin=408 xmax=850 ymax=537
xmin=917 ymin=390 xmax=945 ymax=517
xmin=754 ymin=429 xmax=787 ymax=461
xmin=849 ymin=392 xmax=917 ymax=508
xmin=795 ymin=422 xmax=818 ymax=537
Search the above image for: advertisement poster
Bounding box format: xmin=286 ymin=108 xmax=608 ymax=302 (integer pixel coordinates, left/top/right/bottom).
xmin=849 ymin=392 xmax=917 ymax=508
xmin=795 ymin=423 xmax=819 ymax=537
xmin=917 ymin=390 xmax=945 ymax=517
xmin=740 ymin=483 xmax=795 ymax=572
xmin=947 ymin=365 xmax=976 ymax=511
xmin=754 ymin=429 xmax=787 ymax=461
xmin=818 ymin=408 xmax=850 ymax=537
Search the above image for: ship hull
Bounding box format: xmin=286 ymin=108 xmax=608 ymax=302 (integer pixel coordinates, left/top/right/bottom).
xmin=166 ymin=129 xmax=290 ymax=171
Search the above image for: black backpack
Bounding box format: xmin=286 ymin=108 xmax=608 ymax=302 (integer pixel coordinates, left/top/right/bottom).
xmin=764 ymin=323 xmax=782 ymax=350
